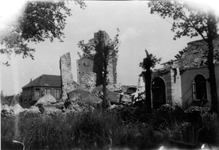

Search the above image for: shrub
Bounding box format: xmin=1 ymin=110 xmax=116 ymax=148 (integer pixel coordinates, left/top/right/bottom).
xmin=1 ymin=110 xmax=122 ymax=150
xmin=198 ymin=112 xmax=219 ymax=146
xmin=72 ymin=110 xmax=121 ymax=149
xmin=1 ymin=111 xmax=75 ymax=150
xmin=2 ymin=105 xmax=218 ymax=150
xmin=1 ymin=114 xmax=16 ymax=141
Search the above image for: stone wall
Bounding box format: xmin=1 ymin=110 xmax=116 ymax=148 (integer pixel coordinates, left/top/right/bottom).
xmin=77 ymin=58 xmax=94 ymax=84
xmin=60 ymin=52 xmax=77 ymax=100
xmin=80 ymin=72 xmax=97 ymax=91
xmin=181 ymin=66 xmax=211 ymax=109
xmin=77 ymin=57 xmax=117 ymax=86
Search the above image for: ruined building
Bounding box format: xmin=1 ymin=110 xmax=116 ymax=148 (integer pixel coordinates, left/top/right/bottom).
xmin=77 ymin=30 xmax=117 ymax=86
xmin=77 ymin=57 xmax=117 ymax=86
xmin=20 ymin=52 xmax=78 ymax=107
xmin=150 ymin=36 xmax=219 ymax=109
xmin=60 ymin=52 xmax=78 ymax=100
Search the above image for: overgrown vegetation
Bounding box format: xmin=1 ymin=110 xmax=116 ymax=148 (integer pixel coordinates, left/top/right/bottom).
xmin=1 ymin=105 xmax=219 ymax=150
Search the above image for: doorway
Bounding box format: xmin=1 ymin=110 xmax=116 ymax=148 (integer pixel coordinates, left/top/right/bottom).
xmin=194 ymin=74 xmax=207 ymax=100
xmin=152 ymin=77 xmax=166 ymax=108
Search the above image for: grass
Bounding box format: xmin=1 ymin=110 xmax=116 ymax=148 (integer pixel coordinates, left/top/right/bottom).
xmin=1 ymin=105 xmax=219 ymax=150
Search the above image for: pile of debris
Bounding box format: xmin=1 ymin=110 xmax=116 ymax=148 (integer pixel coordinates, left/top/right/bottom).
xmin=1 ymin=95 xmax=25 ymax=116
xmin=1 ymin=52 xmax=146 ymax=116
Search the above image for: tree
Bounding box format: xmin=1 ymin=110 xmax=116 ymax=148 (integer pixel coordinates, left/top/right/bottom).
xmin=139 ymin=50 xmax=161 ymax=109
xmin=78 ymin=30 xmax=120 ymax=108
xmin=0 ymin=0 xmax=85 ymax=65
xmin=148 ymin=0 xmax=219 ymax=114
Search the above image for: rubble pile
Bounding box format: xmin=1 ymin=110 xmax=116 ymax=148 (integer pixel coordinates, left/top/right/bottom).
xmin=28 ymin=105 xmax=41 ymax=113
xmin=68 ymin=89 xmax=90 ymax=102
xmin=1 ymin=84 xmax=144 ymax=116
xmin=35 ymin=94 xmax=57 ymax=105
xmin=1 ymin=52 xmax=147 ymax=116
xmin=80 ymin=72 xmax=97 ymax=91
xmin=1 ymin=95 xmax=26 ymax=116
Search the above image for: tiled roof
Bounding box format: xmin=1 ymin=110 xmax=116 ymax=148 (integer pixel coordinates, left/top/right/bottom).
xmin=22 ymin=74 xmax=61 ymax=89
xmin=155 ymin=36 xmax=219 ymax=73
xmin=178 ymin=41 xmax=207 ymax=69
xmin=170 ymin=37 xmax=219 ymax=70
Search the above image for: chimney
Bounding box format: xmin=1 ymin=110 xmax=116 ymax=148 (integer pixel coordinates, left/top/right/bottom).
xmin=30 ymin=78 xmax=32 ymax=82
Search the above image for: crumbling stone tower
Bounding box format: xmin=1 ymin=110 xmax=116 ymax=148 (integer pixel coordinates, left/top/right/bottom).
xmin=77 ymin=57 xmax=117 ymax=86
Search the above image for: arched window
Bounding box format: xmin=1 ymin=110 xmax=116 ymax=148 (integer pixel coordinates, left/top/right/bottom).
xmin=193 ymin=74 xmax=207 ymax=100
xmin=152 ymin=77 xmax=166 ymax=108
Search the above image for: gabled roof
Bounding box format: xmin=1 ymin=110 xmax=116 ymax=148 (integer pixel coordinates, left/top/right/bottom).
xmin=22 ymin=74 xmax=61 ymax=89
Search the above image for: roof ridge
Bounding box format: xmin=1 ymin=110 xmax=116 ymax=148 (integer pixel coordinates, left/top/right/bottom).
xmin=22 ymin=74 xmax=61 ymax=89
xmin=41 ymin=74 xmax=60 ymax=77
xmin=35 ymin=75 xmax=43 ymax=86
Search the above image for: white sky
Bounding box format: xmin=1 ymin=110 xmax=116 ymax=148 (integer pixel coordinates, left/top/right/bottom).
xmin=0 ymin=0 xmax=218 ymax=95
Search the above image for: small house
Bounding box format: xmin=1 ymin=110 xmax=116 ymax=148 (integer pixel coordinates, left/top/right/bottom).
xmin=21 ymin=74 xmax=61 ymax=108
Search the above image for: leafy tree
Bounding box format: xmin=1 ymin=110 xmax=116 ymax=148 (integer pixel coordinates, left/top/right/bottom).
xmin=139 ymin=50 xmax=161 ymax=109
xmin=148 ymin=0 xmax=219 ymax=114
xmin=0 ymin=0 xmax=85 ymax=65
xmin=78 ymin=30 xmax=120 ymax=108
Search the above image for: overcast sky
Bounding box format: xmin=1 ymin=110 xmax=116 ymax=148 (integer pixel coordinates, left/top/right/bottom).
xmin=0 ymin=0 xmax=217 ymax=95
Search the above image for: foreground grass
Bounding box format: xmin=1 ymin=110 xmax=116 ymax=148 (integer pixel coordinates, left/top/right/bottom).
xmin=1 ymin=106 xmax=219 ymax=150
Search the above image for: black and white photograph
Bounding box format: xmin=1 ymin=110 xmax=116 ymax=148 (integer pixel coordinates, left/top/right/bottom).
xmin=1 ymin=0 xmax=219 ymax=149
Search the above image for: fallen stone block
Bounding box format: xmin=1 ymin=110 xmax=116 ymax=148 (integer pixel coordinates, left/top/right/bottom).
xmin=90 ymin=85 xmax=120 ymax=103
xmin=80 ymin=95 xmax=102 ymax=109
xmin=35 ymin=94 xmax=57 ymax=106
xmin=11 ymin=103 xmax=24 ymax=115
xmin=80 ymin=72 xmax=96 ymax=91
xmin=67 ymin=89 xmax=90 ymax=102
xmin=121 ymin=94 xmax=133 ymax=103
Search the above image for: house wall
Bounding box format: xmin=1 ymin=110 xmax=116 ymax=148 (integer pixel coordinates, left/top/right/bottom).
xmin=40 ymin=87 xmax=61 ymax=100
xmin=21 ymin=87 xmax=61 ymax=108
xmin=152 ymin=64 xmax=219 ymax=109
xmin=180 ymin=65 xmax=219 ymax=109
xmin=162 ymin=72 xmax=172 ymax=105
xmin=152 ymin=67 xmax=185 ymax=107
xmin=170 ymin=68 xmax=182 ymax=106
xmin=21 ymin=87 xmax=33 ymax=108
xmin=152 ymin=70 xmax=172 ymax=106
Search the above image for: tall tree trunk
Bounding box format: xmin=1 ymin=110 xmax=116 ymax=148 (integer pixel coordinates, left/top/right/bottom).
xmin=145 ymin=68 xmax=152 ymax=108
xmin=207 ymin=12 xmax=219 ymax=116
xmin=102 ymin=62 xmax=108 ymax=109
xmin=207 ymin=40 xmax=218 ymax=115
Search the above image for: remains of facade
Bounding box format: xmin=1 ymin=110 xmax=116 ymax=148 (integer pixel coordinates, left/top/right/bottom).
xmin=150 ymin=36 xmax=219 ymax=109
xmin=60 ymin=52 xmax=78 ymax=100
xmin=77 ymin=56 xmax=117 ymax=86
xmin=17 ymin=51 xmax=122 ymax=113
xmin=6 ymin=35 xmax=219 ymax=114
